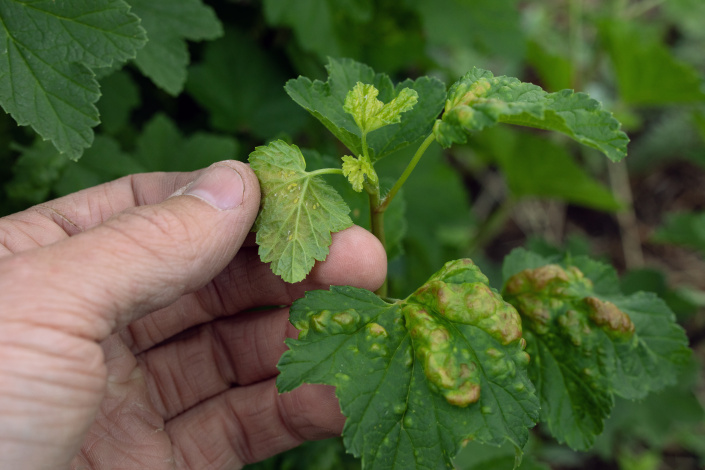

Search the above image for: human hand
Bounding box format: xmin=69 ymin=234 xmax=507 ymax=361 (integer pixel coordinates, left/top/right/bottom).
xmin=0 ymin=161 xmax=386 ymax=469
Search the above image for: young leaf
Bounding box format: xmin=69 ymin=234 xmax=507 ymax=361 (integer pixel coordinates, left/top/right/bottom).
xmin=501 ymin=250 xmax=691 ymax=450
xmin=249 ymin=141 xmax=353 ymax=283
xmin=0 ymin=0 xmax=147 ymax=159
xmin=343 ymin=83 xmax=418 ymax=135
xmin=285 ymin=58 xmax=446 ymax=161
xmin=341 ymin=155 xmax=377 ymax=192
xmin=129 ymin=0 xmax=223 ymax=95
xmin=433 ymin=68 xmax=629 ymax=162
xmin=278 ymin=259 xmax=539 ymax=469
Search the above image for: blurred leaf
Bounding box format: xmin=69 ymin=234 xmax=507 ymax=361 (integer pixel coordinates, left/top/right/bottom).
xmin=594 ymin=359 xmax=705 ymax=458
xmin=475 ymin=127 xmax=621 ymax=211
xmin=135 ymin=114 xmax=238 ymax=172
xmin=263 ymin=0 xmax=367 ymax=59
xmin=98 ymin=71 xmax=140 ymax=135
xmin=415 ymin=0 xmax=526 ymax=62
xmin=130 ymin=0 xmax=222 ymax=95
xmin=652 ymin=211 xmax=705 ymax=255
xmin=55 ymin=114 xmax=238 ymax=196
xmin=5 ymin=140 xmax=68 ymax=205
xmin=187 ymin=28 xmax=307 ymax=139
xmin=526 ymin=39 xmax=573 ymax=92
xmin=0 ymin=0 xmax=147 ymax=159
xmin=599 ymin=19 xmax=705 ymax=105
xmin=54 ymin=135 xmax=144 ymax=196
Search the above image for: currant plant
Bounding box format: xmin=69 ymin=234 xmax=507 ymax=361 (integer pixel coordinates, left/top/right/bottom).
xmin=247 ymin=58 xmax=690 ymax=469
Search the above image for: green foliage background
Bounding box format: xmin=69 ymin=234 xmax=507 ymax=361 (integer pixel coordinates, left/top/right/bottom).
xmin=2 ymin=0 xmax=705 ymax=468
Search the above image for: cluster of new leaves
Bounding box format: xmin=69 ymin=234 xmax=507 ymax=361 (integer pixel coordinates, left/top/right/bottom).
xmin=501 ymin=249 xmax=691 ymax=450
xmin=0 ymin=0 xmax=220 ymax=159
xmin=277 ymin=260 xmax=539 ymax=470
xmin=251 ymin=59 xmax=630 ymax=284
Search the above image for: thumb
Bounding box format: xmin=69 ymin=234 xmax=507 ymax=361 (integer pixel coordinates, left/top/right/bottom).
xmin=0 ymin=160 xmax=261 ymax=341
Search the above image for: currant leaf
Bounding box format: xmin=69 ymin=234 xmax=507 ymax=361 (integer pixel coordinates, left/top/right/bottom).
xmin=128 ymin=0 xmax=223 ymax=95
xmin=501 ymin=249 xmax=691 ymax=450
xmin=285 ymin=58 xmax=446 ymax=161
xmin=0 ymin=0 xmax=147 ymax=159
xmin=433 ymin=68 xmax=629 ymax=162
xmin=343 ymin=82 xmax=418 ymax=135
xmin=277 ymin=259 xmax=539 ymax=470
xmin=249 ymin=140 xmax=352 ymax=283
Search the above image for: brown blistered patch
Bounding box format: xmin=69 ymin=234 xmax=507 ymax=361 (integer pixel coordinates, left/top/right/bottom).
xmin=402 ymin=303 xmax=482 ymax=408
xmin=584 ymin=297 xmax=635 ymax=339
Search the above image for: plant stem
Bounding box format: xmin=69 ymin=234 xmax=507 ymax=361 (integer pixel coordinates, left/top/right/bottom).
xmin=466 ymin=197 xmax=517 ymax=256
xmin=379 ymin=133 xmax=436 ymax=212
xmin=307 ymin=168 xmax=344 ymax=177
xmin=365 ymin=179 xmax=388 ymax=297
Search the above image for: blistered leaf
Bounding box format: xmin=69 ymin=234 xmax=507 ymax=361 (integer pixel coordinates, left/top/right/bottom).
xmin=0 ymin=0 xmax=146 ymax=159
xmin=344 ymin=83 xmax=418 ymax=135
xmin=501 ymin=250 xmax=690 ymax=450
xmin=285 ymin=58 xmax=446 ymax=161
xmin=278 ymin=259 xmax=539 ymax=470
xmin=129 ymin=0 xmax=223 ymax=95
xmin=433 ymin=68 xmax=629 ymax=162
xmin=249 ymin=141 xmax=353 ymax=283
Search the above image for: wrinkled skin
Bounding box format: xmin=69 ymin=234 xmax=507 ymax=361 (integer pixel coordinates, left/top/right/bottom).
xmin=0 ymin=161 xmax=387 ymax=469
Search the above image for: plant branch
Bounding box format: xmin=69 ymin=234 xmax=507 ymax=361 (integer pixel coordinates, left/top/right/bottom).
xmin=379 ymin=133 xmax=436 ymax=213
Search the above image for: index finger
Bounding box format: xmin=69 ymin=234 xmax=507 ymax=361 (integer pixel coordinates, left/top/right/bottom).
xmin=0 ymin=169 xmax=203 ymax=256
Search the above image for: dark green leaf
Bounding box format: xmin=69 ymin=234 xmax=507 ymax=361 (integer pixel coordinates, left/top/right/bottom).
xmin=278 ymin=260 xmax=539 ymax=469
xmin=0 ymin=0 xmax=147 ymax=159
xmin=433 ymin=68 xmax=629 ymax=162
xmin=98 ymin=70 xmax=140 ymax=135
xmin=186 ymin=28 xmax=307 ymax=139
xmin=652 ymin=211 xmax=705 ymax=255
xmin=285 ymin=58 xmax=446 ymax=161
xmin=249 ymin=140 xmax=353 ymax=283
xmin=129 ymin=0 xmax=222 ymax=95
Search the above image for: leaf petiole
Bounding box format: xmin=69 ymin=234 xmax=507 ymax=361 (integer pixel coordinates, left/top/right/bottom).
xmin=307 ymin=167 xmax=345 ymax=177
xmin=378 ymin=133 xmax=436 ymax=213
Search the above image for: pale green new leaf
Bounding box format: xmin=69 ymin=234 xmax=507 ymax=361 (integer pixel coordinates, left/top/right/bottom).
xmin=501 ymin=249 xmax=690 ymax=450
xmin=129 ymin=0 xmax=222 ymax=95
xmin=285 ymin=58 xmax=446 ymax=161
xmin=341 ymin=155 xmax=376 ymax=192
xmin=249 ymin=141 xmax=353 ymax=283
xmin=433 ymin=68 xmax=629 ymax=162
xmin=343 ymin=83 xmax=418 ymax=135
xmin=278 ymin=260 xmax=539 ymax=470
xmin=0 ymin=0 xmax=146 ymax=160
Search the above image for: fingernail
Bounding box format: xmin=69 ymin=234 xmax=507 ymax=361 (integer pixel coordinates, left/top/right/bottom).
xmin=183 ymin=165 xmax=245 ymax=210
